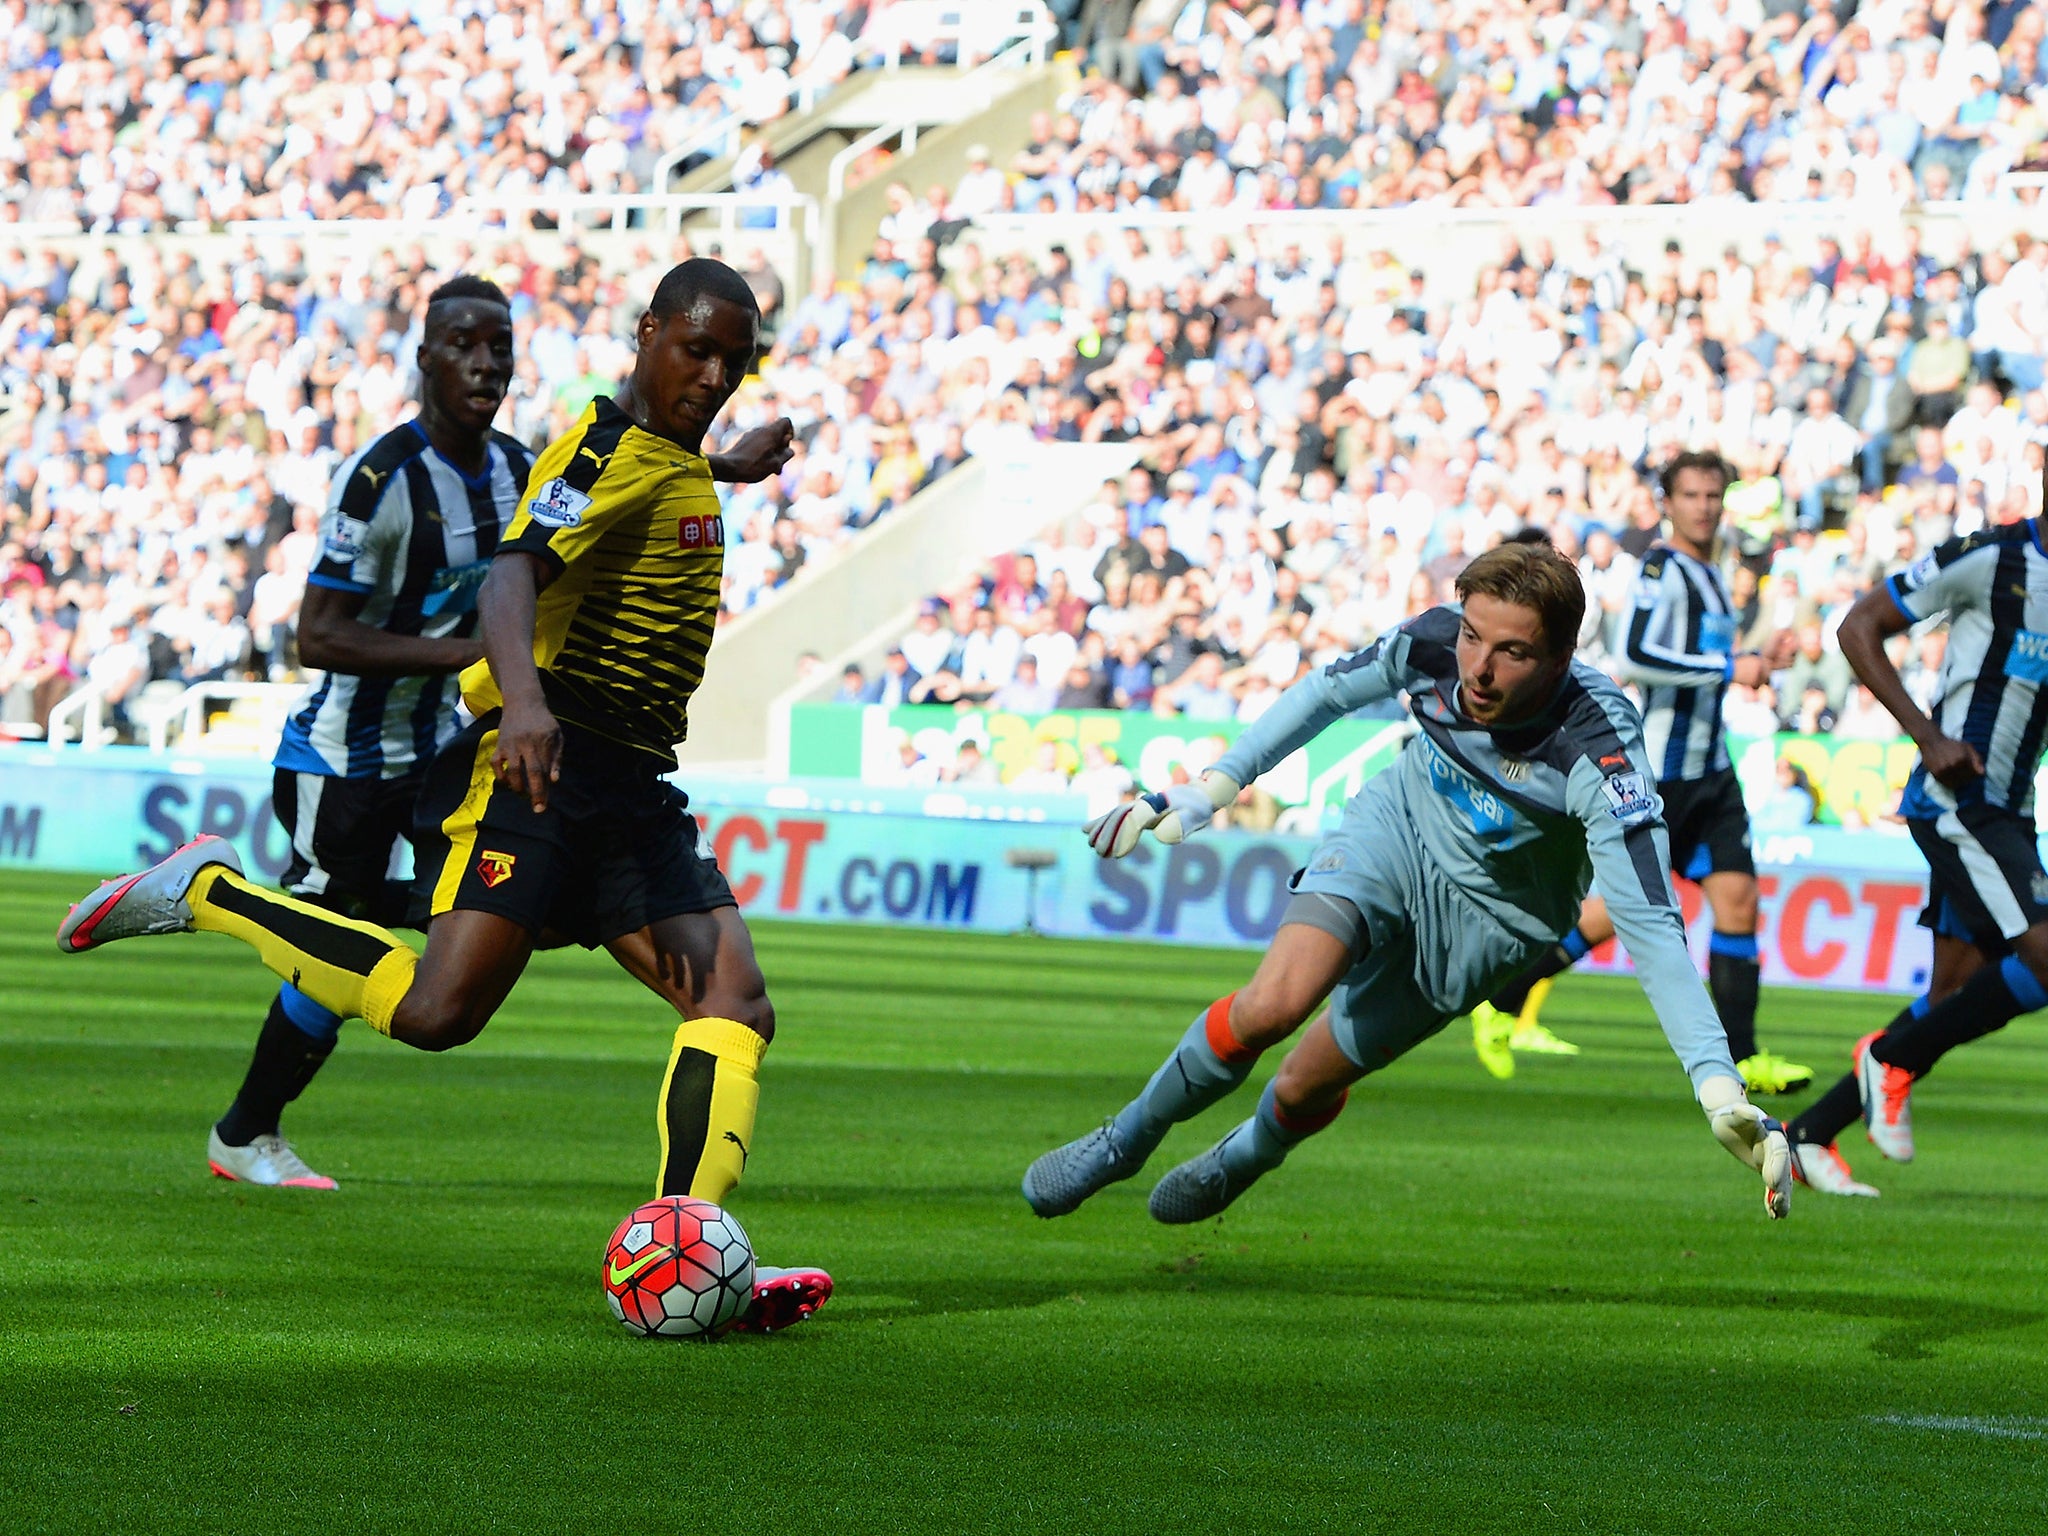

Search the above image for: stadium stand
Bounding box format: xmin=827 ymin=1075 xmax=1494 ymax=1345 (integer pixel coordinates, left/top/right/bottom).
xmin=0 ymin=1 xmax=976 ymax=231
xmin=835 ymin=0 xmax=2048 ymax=799
xmin=3 ymin=0 xmax=2047 ymax=777
xmin=872 ymin=204 xmax=2044 ymax=784
xmin=1039 ymin=0 xmax=2048 ymax=211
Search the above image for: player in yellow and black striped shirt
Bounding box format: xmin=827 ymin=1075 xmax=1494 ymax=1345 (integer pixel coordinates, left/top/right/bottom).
xmin=55 ymin=259 xmax=834 ymax=1332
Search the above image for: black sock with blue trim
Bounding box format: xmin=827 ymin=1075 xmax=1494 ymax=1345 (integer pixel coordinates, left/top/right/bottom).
xmin=216 ymin=984 xmax=342 ymax=1147
xmin=1707 ymin=931 xmax=1760 ymax=1062
xmin=1873 ymin=955 xmax=2045 ymax=1076
xmin=1789 ymin=995 xmax=1924 ymax=1147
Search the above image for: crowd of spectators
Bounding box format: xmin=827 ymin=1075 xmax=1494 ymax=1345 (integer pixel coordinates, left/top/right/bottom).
xmin=865 ymin=207 xmax=2041 ymax=807
xmin=1040 ymin=0 xmax=2048 ymax=213
xmin=0 ymin=0 xmax=984 ymax=234
xmin=6 ymin=0 xmax=2048 ymax=794
xmin=0 ymin=213 xmax=1007 ymax=733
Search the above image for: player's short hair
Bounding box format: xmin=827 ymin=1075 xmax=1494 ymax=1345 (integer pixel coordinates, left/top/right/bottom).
xmin=1659 ymin=449 xmax=1732 ymax=500
xmin=425 ymin=274 xmax=510 ymax=313
xmin=1502 ymin=525 xmax=1552 ymax=548
xmin=423 ymin=275 xmax=511 ymax=339
xmin=648 ymin=258 xmax=760 ymax=321
xmin=1456 ymin=541 xmax=1585 ymax=658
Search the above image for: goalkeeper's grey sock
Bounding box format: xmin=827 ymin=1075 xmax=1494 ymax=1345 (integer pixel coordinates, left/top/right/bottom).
xmin=1111 ymin=993 xmax=1257 ymax=1162
xmin=1216 ymin=1079 xmax=1349 ymax=1185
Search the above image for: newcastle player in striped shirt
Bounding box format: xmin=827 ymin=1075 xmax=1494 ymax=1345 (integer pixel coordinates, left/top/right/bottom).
xmin=1469 ymin=453 xmax=1811 ymax=1094
xmin=205 ymin=275 xmax=535 ymax=1189
xmin=1785 ymin=511 xmax=2048 ymax=1195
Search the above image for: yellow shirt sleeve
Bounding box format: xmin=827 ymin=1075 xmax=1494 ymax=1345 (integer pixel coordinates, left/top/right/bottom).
xmin=497 ymin=402 xmax=639 ymax=572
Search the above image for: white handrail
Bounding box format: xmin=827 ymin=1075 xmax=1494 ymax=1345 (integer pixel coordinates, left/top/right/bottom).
xmin=869 ymin=2 xmax=1055 ymax=70
xmin=650 ymin=73 xmax=838 ymax=195
xmin=823 ymin=31 xmax=1050 ymax=209
xmin=646 ymin=4 xmax=1054 ymax=202
xmin=450 ymin=189 xmax=820 ymax=242
xmin=962 ymin=199 xmax=1995 ymax=239
xmin=45 ymin=682 xmax=109 ymax=749
xmin=147 ymin=681 xmax=304 ymax=754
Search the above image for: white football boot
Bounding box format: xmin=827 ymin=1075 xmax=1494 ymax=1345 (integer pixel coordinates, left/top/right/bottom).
xmin=57 ymin=836 xmax=243 ymax=952
xmin=206 ymin=1127 xmax=339 ymax=1190
xmin=1853 ymin=1030 xmax=1917 ymax=1163
xmin=1788 ymin=1140 xmax=1879 ymax=1198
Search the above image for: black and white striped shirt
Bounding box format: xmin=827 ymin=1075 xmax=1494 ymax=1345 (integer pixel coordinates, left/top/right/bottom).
xmin=275 ymin=421 xmax=535 ymax=780
xmin=1892 ymin=520 xmax=2048 ymax=821
xmin=1614 ymin=544 xmax=1737 ymax=784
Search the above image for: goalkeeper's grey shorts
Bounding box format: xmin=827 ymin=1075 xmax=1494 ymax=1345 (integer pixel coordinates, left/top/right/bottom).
xmin=1280 ymin=775 xmax=1545 ymax=1074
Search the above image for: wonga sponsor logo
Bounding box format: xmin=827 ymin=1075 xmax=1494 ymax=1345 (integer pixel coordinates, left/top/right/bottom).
xmin=2007 ymin=628 xmax=2048 ymax=684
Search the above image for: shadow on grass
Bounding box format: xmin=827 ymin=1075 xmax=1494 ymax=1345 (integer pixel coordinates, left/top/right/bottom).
xmin=848 ymin=1265 xmax=2042 ymax=1362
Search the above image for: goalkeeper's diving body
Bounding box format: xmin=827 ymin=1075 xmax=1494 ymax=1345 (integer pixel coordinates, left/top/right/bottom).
xmin=1023 ymin=541 xmax=1793 ymax=1224
xmin=55 ymin=258 xmax=831 ymax=1330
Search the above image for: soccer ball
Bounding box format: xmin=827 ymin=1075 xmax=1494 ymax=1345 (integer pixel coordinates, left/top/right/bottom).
xmin=602 ymin=1196 xmax=755 ymax=1338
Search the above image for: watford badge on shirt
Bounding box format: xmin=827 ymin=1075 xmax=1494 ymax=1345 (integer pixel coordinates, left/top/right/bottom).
xmin=477 ymin=850 xmax=516 ymax=888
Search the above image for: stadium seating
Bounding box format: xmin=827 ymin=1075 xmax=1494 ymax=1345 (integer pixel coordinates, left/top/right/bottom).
xmin=842 ymin=0 xmax=2048 ymax=789
xmin=4 ymin=0 xmax=2047 ymax=767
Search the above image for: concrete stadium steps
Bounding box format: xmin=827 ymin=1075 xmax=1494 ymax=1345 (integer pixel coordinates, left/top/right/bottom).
xmin=667 ymin=58 xmax=1068 ymax=282
xmin=676 ymin=442 xmax=1139 ymax=774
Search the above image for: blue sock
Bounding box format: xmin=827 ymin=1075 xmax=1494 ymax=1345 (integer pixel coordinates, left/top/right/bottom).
xmin=277 ymin=982 xmax=342 ymax=1043
xmin=1112 ymin=995 xmax=1257 ymax=1161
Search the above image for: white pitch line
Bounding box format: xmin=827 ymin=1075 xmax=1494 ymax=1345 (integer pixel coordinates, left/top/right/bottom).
xmin=1870 ymin=1415 xmax=2048 ymax=1441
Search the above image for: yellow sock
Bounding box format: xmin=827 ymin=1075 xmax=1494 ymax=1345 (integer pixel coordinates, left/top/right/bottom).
xmin=189 ymin=867 xmax=417 ymax=1032
xmin=657 ymin=1016 xmax=766 ymax=1203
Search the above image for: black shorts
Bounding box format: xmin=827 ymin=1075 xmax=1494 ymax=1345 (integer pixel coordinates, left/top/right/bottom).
xmin=274 ymin=768 xmax=420 ymax=926
xmin=1909 ymin=805 xmax=2048 ymax=954
xmin=412 ymin=710 xmax=734 ymax=948
xmin=1658 ymin=768 xmax=1756 ymax=882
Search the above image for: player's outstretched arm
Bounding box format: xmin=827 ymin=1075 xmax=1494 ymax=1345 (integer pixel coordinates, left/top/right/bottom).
xmin=1085 ymin=617 xmax=1436 ymax=860
xmin=1574 ymin=757 xmax=1791 ymax=1218
xmin=708 ymin=417 xmax=795 ymax=483
xmin=477 ymin=552 xmax=562 ymax=813
xmin=1084 ymin=772 xmax=1241 ymax=858
xmin=1697 ymin=1073 xmax=1791 ymax=1219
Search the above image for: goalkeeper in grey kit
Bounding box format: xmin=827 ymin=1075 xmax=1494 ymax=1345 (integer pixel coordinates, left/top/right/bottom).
xmin=1023 ymin=542 xmax=1792 ymax=1224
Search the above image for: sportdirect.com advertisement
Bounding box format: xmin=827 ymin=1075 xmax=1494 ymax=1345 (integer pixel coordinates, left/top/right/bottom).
xmin=2 ymin=745 xmax=1937 ymax=993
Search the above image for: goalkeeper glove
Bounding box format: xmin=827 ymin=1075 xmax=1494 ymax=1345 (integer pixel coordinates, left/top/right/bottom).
xmin=1084 ymin=772 xmax=1242 ymax=858
xmin=1698 ymin=1074 xmax=1791 ymax=1220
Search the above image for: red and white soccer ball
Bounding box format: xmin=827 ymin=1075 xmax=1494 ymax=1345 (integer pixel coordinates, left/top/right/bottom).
xmin=602 ymin=1196 xmax=754 ymax=1338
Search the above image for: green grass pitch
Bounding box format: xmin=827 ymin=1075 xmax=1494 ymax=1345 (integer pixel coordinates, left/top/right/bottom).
xmin=3 ymin=867 xmax=2046 ymax=1533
